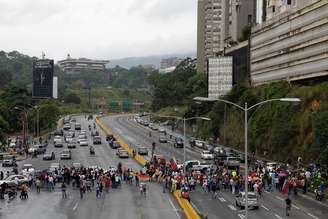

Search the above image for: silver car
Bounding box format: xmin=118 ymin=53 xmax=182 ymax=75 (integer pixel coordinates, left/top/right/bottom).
xmin=235 ymin=192 xmax=259 ymax=209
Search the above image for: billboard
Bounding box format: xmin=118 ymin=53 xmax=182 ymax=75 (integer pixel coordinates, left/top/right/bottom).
xmin=208 ymin=57 xmax=233 ymax=99
xmin=32 ymin=59 xmax=54 ymax=98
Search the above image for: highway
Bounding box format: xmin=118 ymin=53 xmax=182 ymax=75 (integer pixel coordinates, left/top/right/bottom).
xmin=0 ymin=115 xmax=184 ymax=219
xmin=101 ymin=114 xmax=328 ymax=219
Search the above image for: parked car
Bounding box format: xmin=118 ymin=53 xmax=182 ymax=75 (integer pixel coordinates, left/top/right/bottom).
xmin=2 ymin=159 xmax=15 ymax=167
xmin=67 ymin=142 xmax=77 ymax=148
xmin=235 ymin=192 xmax=259 ymax=209
xmin=201 ymin=150 xmax=214 ymax=160
xmin=75 ymin=123 xmax=81 ymax=130
xmin=60 ymin=149 xmax=72 ymax=159
xmin=93 ymin=136 xmax=102 ymax=144
xmin=117 ymin=149 xmax=129 ymax=158
xmin=0 ymin=174 xmax=29 ymax=187
xmin=174 ymin=137 xmax=184 ymax=148
xmin=159 ymin=135 xmax=167 ymax=143
xmin=109 ymin=141 xmax=120 ymax=149
xmin=79 ymin=140 xmax=88 ymax=147
xmin=137 ymin=147 xmax=148 ymax=155
xmin=43 ymin=152 xmax=55 ymax=160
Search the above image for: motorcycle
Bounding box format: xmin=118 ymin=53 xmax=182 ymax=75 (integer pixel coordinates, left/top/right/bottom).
xmin=314 ymin=189 xmax=324 ymax=201
xmin=90 ymin=147 xmax=95 ymax=155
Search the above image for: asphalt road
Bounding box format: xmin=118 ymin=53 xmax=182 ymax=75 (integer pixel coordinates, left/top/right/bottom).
xmin=0 ymin=115 xmax=184 ymax=219
xmin=101 ymin=114 xmax=328 ymax=219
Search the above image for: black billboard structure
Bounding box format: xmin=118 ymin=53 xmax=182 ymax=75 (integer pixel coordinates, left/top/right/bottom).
xmin=32 ymin=59 xmax=54 ymax=98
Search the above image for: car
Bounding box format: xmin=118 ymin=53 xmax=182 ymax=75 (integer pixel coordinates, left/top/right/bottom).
xmin=54 ymin=139 xmax=64 ymax=148
xmin=60 ymin=149 xmax=72 ymax=159
xmin=201 ymin=150 xmax=214 ymax=160
xmin=158 ymin=127 xmax=165 ymax=133
xmin=43 ymin=152 xmax=55 ymax=160
xmin=117 ymin=149 xmax=129 ymax=158
xmin=174 ymin=137 xmax=184 ymax=148
xmin=65 ymin=135 xmax=73 ymax=143
xmin=109 ymin=141 xmax=121 ymax=149
xmin=179 ymin=160 xmax=201 ymax=170
xmin=0 ymin=174 xmax=29 ymax=187
xmin=137 ymin=147 xmax=148 ymax=155
xmin=9 ymin=142 xmax=16 ymax=148
xmin=79 ymin=140 xmax=88 ymax=147
xmin=77 ymin=134 xmax=87 ymax=143
xmin=235 ymin=192 xmax=259 ymax=209
xmin=67 ymin=142 xmax=77 ymax=148
xmin=224 ymin=156 xmax=241 ymax=168
xmin=191 ymin=161 xmax=213 ymax=171
xmin=93 ymin=136 xmax=102 ymax=144
xmin=195 ymin=140 xmax=205 ymax=148
xmin=63 ymin=124 xmax=71 ymax=130
xmin=91 ymin=130 xmax=99 ymax=137
xmin=106 ymin=134 xmax=115 ymax=141
xmin=54 ymin=135 xmax=62 ymax=143
xmin=266 ymin=162 xmax=278 ymax=172
xmin=21 ymin=164 xmax=35 ymax=176
xmin=68 ymin=130 xmax=75 ymax=138
xmin=75 ymin=123 xmax=81 ymax=130
xmin=54 ymin=129 xmax=64 ymax=136
xmin=159 ymin=135 xmax=167 ymax=143
xmin=70 ymin=118 xmax=76 ymax=123
xmin=28 ymin=147 xmax=38 ymax=154
xmin=33 ymin=144 xmax=46 ymax=154
xmin=2 ymin=159 xmax=15 ymax=167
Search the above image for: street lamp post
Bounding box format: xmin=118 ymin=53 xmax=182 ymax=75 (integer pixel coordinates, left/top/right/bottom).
xmin=154 ymin=115 xmax=210 ymax=164
xmin=33 ymin=106 xmax=40 ymax=138
xmin=194 ymin=96 xmax=300 ymax=219
xmin=14 ymin=107 xmax=29 ymax=151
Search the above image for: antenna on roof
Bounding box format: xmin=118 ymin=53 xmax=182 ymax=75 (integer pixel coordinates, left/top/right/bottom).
xmin=41 ymin=52 xmax=46 ymax=59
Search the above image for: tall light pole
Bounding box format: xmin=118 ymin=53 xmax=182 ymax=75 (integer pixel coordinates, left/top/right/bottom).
xmin=154 ymin=115 xmax=211 ymax=164
xmin=33 ymin=106 xmax=40 ymax=138
xmin=14 ymin=107 xmax=29 ymax=151
xmin=194 ymin=96 xmax=300 ymax=219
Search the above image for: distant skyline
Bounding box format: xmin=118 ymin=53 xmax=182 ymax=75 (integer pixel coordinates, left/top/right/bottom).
xmin=0 ymin=0 xmax=197 ymax=61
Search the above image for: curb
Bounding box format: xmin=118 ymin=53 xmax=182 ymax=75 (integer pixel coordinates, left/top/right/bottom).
xmin=95 ymin=116 xmax=202 ymax=219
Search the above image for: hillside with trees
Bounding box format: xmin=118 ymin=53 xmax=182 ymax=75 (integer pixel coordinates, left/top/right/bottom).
xmin=149 ymin=59 xmax=328 ymax=166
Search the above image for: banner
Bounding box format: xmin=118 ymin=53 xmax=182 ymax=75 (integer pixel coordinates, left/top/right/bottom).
xmin=32 ymin=59 xmax=54 ymax=98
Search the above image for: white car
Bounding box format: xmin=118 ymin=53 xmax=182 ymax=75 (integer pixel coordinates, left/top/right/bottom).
xmin=201 ymin=150 xmax=214 ymax=160
xmin=28 ymin=147 xmax=38 ymax=154
xmin=54 ymin=135 xmax=62 ymax=143
xmin=158 ymin=127 xmax=165 ymax=133
xmin=21 ymin=164 xmax=35 ymax=176
xmin=195 ymin=140 xmax=205 ymax=148
xmin=0 ymin=175 xmax=29 ymax=187
xmin=77 ymin=134 xmax=87 ymax=143
xmin=9 ymin=142 xmax=16 ymax=148
xmin=79 ymin=140 xmax=88 ymax=147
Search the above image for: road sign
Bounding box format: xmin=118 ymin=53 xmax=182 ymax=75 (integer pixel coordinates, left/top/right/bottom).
xmin=32 ymin=59 xmax=54 ymax=98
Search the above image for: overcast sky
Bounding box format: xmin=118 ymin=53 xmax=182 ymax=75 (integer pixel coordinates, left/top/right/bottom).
xmin=0 ymin=0 xmax=197 ymax=60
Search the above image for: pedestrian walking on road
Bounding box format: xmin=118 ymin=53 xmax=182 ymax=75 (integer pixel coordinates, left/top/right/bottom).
xmin=35 ymin=178 xmax=41 ymax=193
xmin=80 ymin=181 xmax=84 ymax=199
xmin=61 ymin=182 xmax=67 ymax=199
xmin=285 ymin=196 xmax=292 ymax=216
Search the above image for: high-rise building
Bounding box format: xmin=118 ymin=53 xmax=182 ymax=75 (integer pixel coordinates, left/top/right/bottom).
xmin=197 ymin=0 xmax=256 ymax=74
xmin=197 ymin=0 xmax=230 ymax=74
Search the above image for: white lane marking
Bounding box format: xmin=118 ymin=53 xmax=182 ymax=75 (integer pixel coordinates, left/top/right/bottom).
xmin=228 ymin=205 xmax=237 ymax=211
xmin=238 ymin=214 xmax=245 ymax=219
xmin=168 ymin=197 xmax=181 ymax=219
xmin=218 ymin=197 xmax=226 ymax=202
xmin=73 ymin=202 xmax=79 ymax=211
xmin=261 ymin=205 xmax=269 ymax=211
xmin=293 ymin=205 xmax=300 ymax=210
xmin=190 ymin=201 xmax=201 ymax=214
xmin=274 ymin=214 xmax=283 ymax=219
xmin=275 ymin=196 xmax=284 ymax=201
xmin=307 ymin=213 xmax=319 ymax=219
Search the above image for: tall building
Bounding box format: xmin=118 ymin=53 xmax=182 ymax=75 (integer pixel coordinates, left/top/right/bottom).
xmin=57 ymin=54 xmax=109 ymax=74
xmin=197 ymin=0 xmax=256 ymax=74
xmin=197 ymin=0 xmax=230 ymax=74
xmin=159 ymin=57 xmax=182 ymax=73
xmin=250 ymin=0 xmax=328 ymax=85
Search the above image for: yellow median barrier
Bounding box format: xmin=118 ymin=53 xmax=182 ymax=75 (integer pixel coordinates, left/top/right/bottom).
xmin=174 ymin=190 xmax=201 ymax=219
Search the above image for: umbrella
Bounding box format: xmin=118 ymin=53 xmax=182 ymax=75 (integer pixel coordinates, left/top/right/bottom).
xmin=278 ymin=172 xmax=288 ymax=177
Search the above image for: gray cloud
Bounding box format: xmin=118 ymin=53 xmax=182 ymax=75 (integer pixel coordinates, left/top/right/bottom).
xmin=0 ymin=0 xmax=196 ymax=60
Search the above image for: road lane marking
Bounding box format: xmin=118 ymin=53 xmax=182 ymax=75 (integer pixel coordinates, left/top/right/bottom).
xmin=168 ymin=197 xmax=181 ymax=219
xmin=190 ymin=201 xmax=201 ymax=214
xmin=228 ymin=205 xmax=237 ymax=211
xmin=275 ymin=196 xmax=284 ymax=201
xmin=218 ymin=197 xmax=226 ymax=202
xmin=293 ymin=205 xmax=300 ymax=210
xmin=238 ymin=214 xmax=245 ymax=219
xmin=261 ymin=205 xmax=269 ymax=211
xmin=307 ymin=213 xmax=319 ymax=219
xmin=73 ymin=202 xmax=79 ymax=211
xmin=274 ymin=213 xmax=283 ymax=219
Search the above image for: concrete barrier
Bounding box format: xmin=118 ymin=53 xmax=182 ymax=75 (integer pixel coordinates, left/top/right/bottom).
xmin=96 ymin=116 xmax=201 ymax=219
xmin=174 ymin=190 xmax=201 ymax=219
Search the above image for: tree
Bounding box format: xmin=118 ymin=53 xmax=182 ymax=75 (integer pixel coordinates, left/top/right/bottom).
xmin=64 ymin=93 xmax=81 ymax=104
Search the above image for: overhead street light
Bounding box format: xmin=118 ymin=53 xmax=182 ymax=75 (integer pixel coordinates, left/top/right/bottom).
xmin=193 ymin=96 xmax=301 ymax=219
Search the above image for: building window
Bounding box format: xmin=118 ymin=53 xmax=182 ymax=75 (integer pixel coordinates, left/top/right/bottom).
xmin=272 ymin=6 xmax=275 ymax=13
xmin=287 ymin=0 xmax=292 ymax=5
